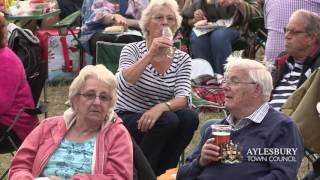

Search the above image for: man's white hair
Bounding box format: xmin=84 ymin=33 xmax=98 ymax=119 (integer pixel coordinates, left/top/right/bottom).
xmin=224 ymin=57 xmax=274 ymax=101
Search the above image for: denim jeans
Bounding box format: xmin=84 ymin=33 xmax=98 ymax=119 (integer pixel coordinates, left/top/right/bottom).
xmin=190 ymin=27 xmax=240 ymax=74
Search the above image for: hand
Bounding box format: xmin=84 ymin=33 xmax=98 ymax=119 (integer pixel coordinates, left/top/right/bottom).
xmin=199 ymin=138 xmax=220 ymax=167
xmin=108 ymin=14 xmax=128 ymax=29
xmin=147 ymin=36 xmax=173 ymax=61
xmin=218 ymin=0 xmax=240 ymax=7
xmin=137 ymin=105 xmax=164 ymax=132
xmin=193 ymin=9 xmax=207 ymax=21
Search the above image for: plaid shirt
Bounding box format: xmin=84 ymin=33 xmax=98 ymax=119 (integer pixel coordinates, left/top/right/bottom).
xmin=226 ymin=102 xmax=270 ymax=131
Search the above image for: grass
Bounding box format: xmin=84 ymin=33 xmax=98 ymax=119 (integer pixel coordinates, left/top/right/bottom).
xmin=0 ymin=84 xmax=314 ymax=179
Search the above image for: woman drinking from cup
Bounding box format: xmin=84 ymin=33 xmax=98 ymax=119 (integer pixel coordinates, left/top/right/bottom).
xmin=115 ymin=0 xmax=199 ymax=176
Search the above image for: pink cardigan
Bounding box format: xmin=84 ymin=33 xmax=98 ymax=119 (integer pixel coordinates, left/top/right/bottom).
xmin=0 ymin=47 xmax=37 ymax=141
xmin=9 ymin=109 xmax=133 ymax=180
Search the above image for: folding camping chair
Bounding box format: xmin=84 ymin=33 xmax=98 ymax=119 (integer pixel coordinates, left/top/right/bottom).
xmin=280 ymin=68 xmax=320 ymax=179
xmin=96 ymin=41 xmax=126 ymax=74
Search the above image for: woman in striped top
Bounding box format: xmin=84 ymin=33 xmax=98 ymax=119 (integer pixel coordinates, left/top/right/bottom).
xmin=115 ymin=0 xmax=199 ymax=176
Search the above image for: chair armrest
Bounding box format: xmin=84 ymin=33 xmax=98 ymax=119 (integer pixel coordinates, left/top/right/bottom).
xmin=24 ymin=102 xmax=48 ymax=116
xmin=52 ymin=10 xmax=80 ymax=28
xmin=248 ymin=16 xmax=264 ymax=32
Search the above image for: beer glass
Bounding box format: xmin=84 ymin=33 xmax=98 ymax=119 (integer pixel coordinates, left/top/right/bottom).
xmin=211 ymin=124 xmax=232 ymax=159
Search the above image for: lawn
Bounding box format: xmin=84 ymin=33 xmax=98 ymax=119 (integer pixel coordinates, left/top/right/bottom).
xmin=0 ymin=84 xmax=313 ymax=179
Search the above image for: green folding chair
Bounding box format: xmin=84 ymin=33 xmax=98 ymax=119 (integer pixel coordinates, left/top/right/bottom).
xmin=96 ymin=41 xmax=126 ymax=74
xmin=52 ymin=10 xmax=81 ymax=36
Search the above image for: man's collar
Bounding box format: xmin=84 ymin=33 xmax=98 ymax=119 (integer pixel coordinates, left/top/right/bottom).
xmin=287 ymin=45 xmax=320 ymax=65
xmin=226 ymin=102 xmax=270 ymax=126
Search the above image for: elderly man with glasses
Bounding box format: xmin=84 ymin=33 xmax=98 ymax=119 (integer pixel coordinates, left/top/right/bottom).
xmin=177 ymin=57 xmax=304 ymax=180
xmin=264 ymin=0 xmax=320 ymax=63
xmin=269 ymin=9 xmax=320 ymax=111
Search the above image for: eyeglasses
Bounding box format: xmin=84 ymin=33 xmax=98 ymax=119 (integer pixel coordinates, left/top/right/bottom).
xmin=222 ymin=79 xmax=256 ymax=86
xmin=78 ymin=92 xmax=112 ymax=102
xmin=283 ymin=27 xmax=307 ymax=35
xmin=152 ymin=15 xmax=176 ymax=23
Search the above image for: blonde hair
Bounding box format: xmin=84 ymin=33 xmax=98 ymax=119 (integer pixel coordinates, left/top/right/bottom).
xmin=139 ymin=0 xmax=182 ymax=38
xmin=224 ymin=57 xmax=273 ymax=101
xmin=69 ymin=65 xmax=117 ymax=112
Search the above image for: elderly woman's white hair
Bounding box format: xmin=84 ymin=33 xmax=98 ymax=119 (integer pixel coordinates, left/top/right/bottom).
xmin=139 ymin=0 xmax=182 ymax=38
xmin=68 ymin=65 xmax=117 ymax=112
xmin=224 ymin=57 xmax=274 ymax=101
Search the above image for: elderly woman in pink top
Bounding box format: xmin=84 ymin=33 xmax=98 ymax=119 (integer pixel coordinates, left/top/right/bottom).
xmin=9 ymin=65 xmax=133 ymax=180
xmin=0 ymin=15 xmax=38 ymax=153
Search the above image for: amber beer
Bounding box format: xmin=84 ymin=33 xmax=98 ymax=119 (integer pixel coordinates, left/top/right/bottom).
xmin=211 ymin=124 xmax=232 ymax=158
xmin=212 ymin=131 xmax=230 ymax=145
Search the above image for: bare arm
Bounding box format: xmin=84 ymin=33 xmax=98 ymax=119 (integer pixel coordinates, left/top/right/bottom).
xmin=121 ymin=51 xmax=154 ymax=84
xmin=121 ymin=37 xmax=172 ymax=84
xmin=126 ymin=19 xmax=140 ymax=28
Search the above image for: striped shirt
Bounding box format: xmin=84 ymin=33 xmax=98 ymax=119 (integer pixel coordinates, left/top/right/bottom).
xmin=115 ymin=40 xmax=192 ymax=113
xmin=226 ymin=102 xmax=270 ymax=131
xmin=269 ymin=62 xmax=303 ymax=111
xmin=264 ymin=0 xmax=320 ymax=63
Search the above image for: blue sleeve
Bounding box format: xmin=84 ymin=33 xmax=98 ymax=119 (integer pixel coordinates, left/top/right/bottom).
xmin=176 ymin=128 xmax=212 ymax=180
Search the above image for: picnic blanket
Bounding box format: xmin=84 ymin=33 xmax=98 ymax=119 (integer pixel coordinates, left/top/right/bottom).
xmin=192 ymin=74 xmax=225 ymax=112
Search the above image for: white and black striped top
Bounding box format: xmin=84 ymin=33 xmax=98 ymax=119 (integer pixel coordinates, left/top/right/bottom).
xmin=269 ymin=63 xmax=303 ymax=111
xmin=115 ymin=40 xmax=192 ymax=113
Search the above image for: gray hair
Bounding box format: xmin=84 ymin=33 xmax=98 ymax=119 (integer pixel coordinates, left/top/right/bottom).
xmin=68 ymin=64 xmax=117 ymax=112
xmin=292 ymin=9 xmax=320 ymax=44
xmin=139 ymin=0 xmax=182 ymax=38
xmin=224 ymin=57 xmax=273 ymax=101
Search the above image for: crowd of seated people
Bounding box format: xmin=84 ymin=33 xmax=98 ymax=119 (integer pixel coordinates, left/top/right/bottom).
xmin=181 ymin=0 xmax=263 ymax=74
xmin=80 ymin=0 xmax=149 ymax=62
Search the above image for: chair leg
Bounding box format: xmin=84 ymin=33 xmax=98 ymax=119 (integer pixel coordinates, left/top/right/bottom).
xmin=179 ymin=151 xmax=185 ymax=166
xmin=7 ymin=136 xmax=18 ymax=151
xmin=0 ymin=168 xmax=9 ymax=180
xmin=43 ymin=80 xmax=49 ymax=118
xmin=67 ymin=27 xmax=84 ymax=69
